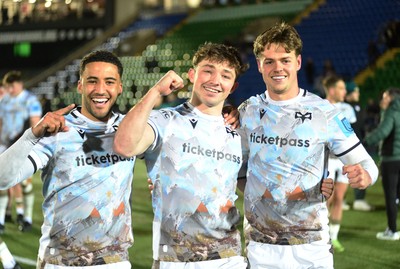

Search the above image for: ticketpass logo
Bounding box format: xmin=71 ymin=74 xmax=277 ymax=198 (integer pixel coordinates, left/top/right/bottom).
xmin=182 ymin=143 xmax=241 ymax=164
xmin=250 ymin=133 xmax=310 ymax=148
xmin=75 ymin=154 xmax=135 ymax=167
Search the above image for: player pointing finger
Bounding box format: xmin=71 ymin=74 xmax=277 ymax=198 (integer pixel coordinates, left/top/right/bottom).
xmin=32 ymin=104 xmax=76 ymax=137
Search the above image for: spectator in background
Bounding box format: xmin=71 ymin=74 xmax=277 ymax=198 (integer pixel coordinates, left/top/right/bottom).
xmin=305 ymin=57 xmax=315 ymax=86
xmin=364 ymin=87 xmax=400 ymax=241
xmin=345 ymin=81 xmax=373 ymax=211
xmin=0 ymin=71 xmax=42 ymax=233
xmin=367 ymin=40 xmax=380 ymax=68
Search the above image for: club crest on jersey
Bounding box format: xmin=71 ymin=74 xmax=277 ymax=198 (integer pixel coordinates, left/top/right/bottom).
xmin=341 ymin=117 xmax=353 ymax=132
xmin=295 ymin=111 xmax=312 ymax=123
xmin=225 ymin=127 xmax=238 ymax=138
xmin=259 ymin=109 xmax=266 ymax=120
xmin=334 ymin=115 xmax=353 ymax=137
xmin=189 ymin=119 xmax=198 ymax=129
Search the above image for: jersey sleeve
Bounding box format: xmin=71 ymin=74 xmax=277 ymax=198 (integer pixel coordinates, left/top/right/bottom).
xmin=27 ymin=93 xmax=43 ymax=117
xmin=0 ymin=129 xmax=39 ymax=189
xmin=327 ymin=109 xmax=361 ymax=157
xmin=146 ymin=109 xmax=172 ymax=153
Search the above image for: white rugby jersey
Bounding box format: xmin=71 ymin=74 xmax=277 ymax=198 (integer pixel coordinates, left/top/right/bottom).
xmin=28 ymin=108 xmax=136 ymax=268
xmin=145 ymin=102 xmax=243 ymax=262
xmin=238 ymin=89 xmax=361 ymax=245
xmin=329 ymin=101 xmax=357 ymax=162
xmin=335 ymin=102 xmax=357 ymax=124
xmin=0 ymin=90 xmax=42 ymax=146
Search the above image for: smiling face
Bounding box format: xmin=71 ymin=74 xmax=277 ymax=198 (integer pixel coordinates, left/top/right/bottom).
xmin=77 ymin=61 xmax=122 ymax=122
xmin=188 ymin=59 xmax=238 ymax=115
xmin=257 ymin=43 xmax=301 ymax=101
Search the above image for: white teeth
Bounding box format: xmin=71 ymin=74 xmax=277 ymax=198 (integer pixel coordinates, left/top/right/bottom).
xmin=93 ymin=98 xmax=108 ymax=103
xmin=272 ymin=76 xmax=286 ymax=79
xmin=204 ymin=87 xmax=219 ymax=93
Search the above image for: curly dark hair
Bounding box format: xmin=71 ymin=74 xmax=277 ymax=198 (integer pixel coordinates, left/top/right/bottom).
xmin=80 ymin=50 xmax=123 ymax=78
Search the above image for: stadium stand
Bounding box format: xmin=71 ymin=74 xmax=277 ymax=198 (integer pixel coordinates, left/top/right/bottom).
xmin=29 ymin=0 xmax=399 ymax=111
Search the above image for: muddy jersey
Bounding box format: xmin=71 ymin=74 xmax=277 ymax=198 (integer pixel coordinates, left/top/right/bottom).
xmin=145 ymin=102 xmax=242 ymax=262
xmin=238 ymin=89 xmax=360 ymax=245
xmin=0 ymin=90 xmax=42 ymax=146
xmin=28 ymin=108 xmax=136 ymax=268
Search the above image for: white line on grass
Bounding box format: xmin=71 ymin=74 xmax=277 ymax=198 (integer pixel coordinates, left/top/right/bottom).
xmin=14 ymin=255 xmax=37 ymax=266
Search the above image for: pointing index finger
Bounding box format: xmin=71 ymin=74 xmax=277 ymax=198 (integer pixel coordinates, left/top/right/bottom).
xmin=56 ymin=104 xmax=76 ymax=115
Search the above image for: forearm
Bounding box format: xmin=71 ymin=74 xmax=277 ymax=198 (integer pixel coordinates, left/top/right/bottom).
xmin=0 ymin=129 xmax=38 ymax=189
xmin=114 ymin=87 xmax=160 ymax=157
xmin=359 ymin=157 xmax=379 ymax=185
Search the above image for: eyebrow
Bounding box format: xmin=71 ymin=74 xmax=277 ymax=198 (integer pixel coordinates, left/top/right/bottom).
xmin=201 ymin=63 xmax=235 ymax=75
xmin=86 ymin=76 xmax=117 ymax=81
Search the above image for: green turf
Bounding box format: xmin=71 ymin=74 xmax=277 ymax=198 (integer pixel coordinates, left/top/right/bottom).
xmin=2 ymin=159 xmax=399 ymax=269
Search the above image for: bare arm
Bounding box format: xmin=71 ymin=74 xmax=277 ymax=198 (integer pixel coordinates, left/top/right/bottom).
xmin=114 ymin=70 xmax=184 ymax=157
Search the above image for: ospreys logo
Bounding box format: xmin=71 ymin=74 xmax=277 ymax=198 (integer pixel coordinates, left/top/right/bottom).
xmin=295 ymin=111 xmax=312 ymax=123
xmin=226 ymin=127 xmax=238 ymax=138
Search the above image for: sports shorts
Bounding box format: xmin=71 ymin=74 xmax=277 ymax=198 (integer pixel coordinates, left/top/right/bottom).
xmin=247 ymin=240 xmax=333 ymax=269
xmin=44 ymin=261 xmax=131 ymax=269
xmin=152 ymin=256 xmax=248 ymax=269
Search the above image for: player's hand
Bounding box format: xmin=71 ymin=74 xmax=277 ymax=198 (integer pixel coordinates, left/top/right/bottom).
xmin=32 ymin=104 xmax=75 ymax=138
xmin=154 ymin=70 xmax=184 ymax=96
xmin=343 ymin=163 xmax=372 ymax=189
xmin=222 ymin=105 xmax=240 ymax=129
xmin=321 ymin=178 xmax=334 ymax=200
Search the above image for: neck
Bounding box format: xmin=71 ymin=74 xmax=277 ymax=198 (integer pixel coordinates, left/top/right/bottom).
xmin=188 ymin=100 xmax=223 ymax=116
xmin=268 ymin=87 xmax=300 ymax=101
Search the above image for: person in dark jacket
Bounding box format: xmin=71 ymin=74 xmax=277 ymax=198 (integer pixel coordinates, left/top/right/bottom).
xmin=364 ymin=87 xmax=400 ymax=240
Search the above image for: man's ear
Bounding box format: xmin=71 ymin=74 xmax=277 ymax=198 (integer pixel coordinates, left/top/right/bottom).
xmin=257 ymin=59 xmax=262 ymax=73
xmin=230 ymin=82 xmax=239 ymax=94
xmin=77 ymin=80 xmax=82 ymax=94
xmin=188 ymin=68 xmax=195 ymax=83
xmin=297 ymin=54 xmax=302 ymax=71
xmin=118 ymin=82 xmax=123 ymax=96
